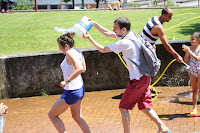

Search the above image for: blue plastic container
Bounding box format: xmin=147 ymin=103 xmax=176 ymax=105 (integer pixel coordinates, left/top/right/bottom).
xmin=77 ymin=16 xmax=93 ymax=32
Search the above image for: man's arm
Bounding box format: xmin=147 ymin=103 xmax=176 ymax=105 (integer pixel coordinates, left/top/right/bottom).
xmin=83 ymin=32 xmax=113 ymax=53
xmin=156 ymin=25 xmax=183 ymax=63
xmin=89 ymin=19 xmax=118 ymax=38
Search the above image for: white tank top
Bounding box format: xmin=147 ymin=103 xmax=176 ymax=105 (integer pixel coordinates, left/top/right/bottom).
xmin=60 ymin=49 xmax=84 ymax=90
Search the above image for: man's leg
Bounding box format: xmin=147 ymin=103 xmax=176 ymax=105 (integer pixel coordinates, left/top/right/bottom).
xmin=141 ymin=107 xmax=170 ymax=133
xmin=119 ymin=108 xmax=130 ymax=133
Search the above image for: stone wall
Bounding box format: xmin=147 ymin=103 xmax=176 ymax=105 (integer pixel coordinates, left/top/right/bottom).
xmin=0 ymin=40 xmax=191 ymax=99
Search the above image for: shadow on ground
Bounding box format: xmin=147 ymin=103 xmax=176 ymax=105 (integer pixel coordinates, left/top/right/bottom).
xmin=112 ymin=93 xmax=123 ymax=99
xmin=112 ymin=92 xmax=160 ymax=99
xmin=179 ymin=23 xmax=200 ymax=36
xmin=169 ymin=90 xmax=200 ymax=105
xmin=159 ymin=113 xmax=192 ymax=120
xmin=169 ymin=97 xmax=200 ymax=105
xmin=176 ymin=90 xmax=192 ymax=97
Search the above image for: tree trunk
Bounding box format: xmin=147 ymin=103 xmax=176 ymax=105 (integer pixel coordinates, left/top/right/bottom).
xmin=72 ymin=0 xmax=75 ymax=9
xmin=96 ymin=0 xmax=99 ymax=8
xmin=81 ymin=0 xmax=84 ymax=9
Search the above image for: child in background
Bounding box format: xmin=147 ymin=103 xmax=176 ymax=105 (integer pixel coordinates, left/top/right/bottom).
xmin=182 ymin=32 xmax=200 ymax=117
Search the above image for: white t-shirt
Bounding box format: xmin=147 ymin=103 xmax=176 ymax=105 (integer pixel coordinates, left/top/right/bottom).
xmin=108 ymin=31 xmax=143 ymax=80
xmin=60 ymin=49 xmax=84 ymax=90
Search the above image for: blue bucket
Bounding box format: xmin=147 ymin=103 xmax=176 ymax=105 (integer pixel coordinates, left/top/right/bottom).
xmin=76 ymin=16 xmax=93 ymax=32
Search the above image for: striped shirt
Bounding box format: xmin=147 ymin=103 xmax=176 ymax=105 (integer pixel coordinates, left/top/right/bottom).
xmin=141 ymin=16 xmax=163 ymax=45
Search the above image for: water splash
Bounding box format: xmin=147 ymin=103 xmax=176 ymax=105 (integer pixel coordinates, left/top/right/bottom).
xmin=54 ymin=24 xmax=87 ymax=37
xmin=54 ymin=27 xmax=76 ymax=34
xmin=160 ymin=65 xmax=189 ymax=86
xmin=188 ymin=80 xmax=191 ymax=86
xmin=54 ymin=16 xmax=93 ymax=37
xmin=182 ymin=61 xmax=190 ymax=69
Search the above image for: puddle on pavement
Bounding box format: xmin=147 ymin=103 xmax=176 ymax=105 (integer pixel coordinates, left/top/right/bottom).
xmin=156 ymin=86 xmax=194 ymax=105
xmin=176 ymin=90 xmax=193 ymax=98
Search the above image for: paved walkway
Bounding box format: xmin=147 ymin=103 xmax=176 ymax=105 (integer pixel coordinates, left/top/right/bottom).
xmin=1 ymin=86 xmax=200 ymax=133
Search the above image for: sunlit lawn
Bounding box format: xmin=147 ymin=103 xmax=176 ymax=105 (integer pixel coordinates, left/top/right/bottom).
xmin=0 ymin=8 xmax=199 ymax=55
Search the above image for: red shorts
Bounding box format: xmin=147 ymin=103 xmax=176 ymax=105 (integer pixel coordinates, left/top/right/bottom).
xmin=119 ymin=76 xmax=153 ymax=110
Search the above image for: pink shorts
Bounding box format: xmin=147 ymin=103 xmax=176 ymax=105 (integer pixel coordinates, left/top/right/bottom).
xmin=119 ymin=76 xmax=153 ymax=110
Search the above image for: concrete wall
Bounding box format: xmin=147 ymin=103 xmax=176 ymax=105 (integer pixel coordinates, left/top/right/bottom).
xmin=0 ymin=40 xmax=191 ymax=99
xmin=154 ymin=39 xmax=190 ymax=86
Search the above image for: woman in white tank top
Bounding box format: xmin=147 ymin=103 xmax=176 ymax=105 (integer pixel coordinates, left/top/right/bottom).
xmin=48 ymin=32 xmax=91 ymax=133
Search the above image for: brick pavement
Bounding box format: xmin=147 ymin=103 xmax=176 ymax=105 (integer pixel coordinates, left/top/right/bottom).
xmin=1 ymin=86 xmax=200 ymax=133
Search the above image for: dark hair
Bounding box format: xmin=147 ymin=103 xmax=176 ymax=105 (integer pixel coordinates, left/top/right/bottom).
xmin=161 ymin=7 xmax=171 ymax=15
xmin=114 ymin=17 xmax=131 ymax=31
xmin=192 ymin=32 xmax=200 ymax=40
xmin=57 ymin=32 xmax=75 ymax=48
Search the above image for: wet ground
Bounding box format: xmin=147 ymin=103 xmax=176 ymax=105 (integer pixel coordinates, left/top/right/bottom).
xmin=1 ymin=86 xmax=200 ymax=133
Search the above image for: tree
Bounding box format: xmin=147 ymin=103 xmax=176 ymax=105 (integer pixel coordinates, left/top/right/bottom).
xmin=81 ymin=0 xmax=84 ymax=9
xmin=63 ymin=0 xmax=75 ymax=9
xmin=94 ymin=0 xmax=104 ymax=8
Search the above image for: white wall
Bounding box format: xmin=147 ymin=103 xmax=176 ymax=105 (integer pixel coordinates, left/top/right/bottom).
xmin=37 ymin=0 xmax=98 ymax=5
xmin=34 ymin=0 xmax=127 ymax=9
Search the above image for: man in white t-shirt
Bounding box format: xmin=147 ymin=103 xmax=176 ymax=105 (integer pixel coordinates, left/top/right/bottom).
xmin=83 ymin=17 xmax=171 ymax=133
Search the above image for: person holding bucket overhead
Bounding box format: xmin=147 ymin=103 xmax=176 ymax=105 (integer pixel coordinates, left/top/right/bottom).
xmin=83 ymin=17 xmax=171 ymax=133
xmin=48 ymin=32 xmax=90 ymax=133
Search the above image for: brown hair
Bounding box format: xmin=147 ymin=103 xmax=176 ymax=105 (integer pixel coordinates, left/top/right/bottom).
xmin=192 ymin=32 xmax=200 ymax=40
xmin=57 ymin=32 xmax=75 ymax=48
xmin=114 ymin=17 xmax=131 ymax=31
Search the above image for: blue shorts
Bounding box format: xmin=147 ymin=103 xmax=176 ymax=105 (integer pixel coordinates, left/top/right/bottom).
xmin=61 ymin=85 xmax=85 ymax=105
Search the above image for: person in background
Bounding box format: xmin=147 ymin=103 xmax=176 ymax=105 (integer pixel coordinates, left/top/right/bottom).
xmin=0 ymin=103 xmax=8 ymax=133
xmin=141 ymin=7 xmax=183 ymax=96
xmin=86 ymin=4 xmax=91 ymax=9
xmin=141 ymin=7 xmax=183 ymax=63
xmin=1 ymin=0 xmax=9 ymax=13
xmin=182 ymin=32 xmax=200 ymax=117
xmin=84 ymin=17 xmax=171 ymax=133
xmin=48 ymin=32 xmax=90 ymax=133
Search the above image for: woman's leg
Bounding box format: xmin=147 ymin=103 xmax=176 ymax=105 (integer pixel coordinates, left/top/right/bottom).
xmin=190 ymin=74 xmax=198 ymax=110
xmin=119 ymin=108 xmax=130 ymax=133
xmin=70 ymin=100 xmax=91 ymax=133
xmin=141 ymin=108 xmax=170 ymax=133
xmin=48 ymin=98 xmax=70 ymax=133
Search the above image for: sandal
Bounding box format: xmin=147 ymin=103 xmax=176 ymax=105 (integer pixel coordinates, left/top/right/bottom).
xmin=190 ymin=109 xmax=198 ymax=117
xmin=157 ymin=131 xmax=172 ymax=133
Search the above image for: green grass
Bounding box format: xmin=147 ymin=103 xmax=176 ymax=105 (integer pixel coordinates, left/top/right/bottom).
xmin=0 ymin=8 xmax=200 ymax=55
